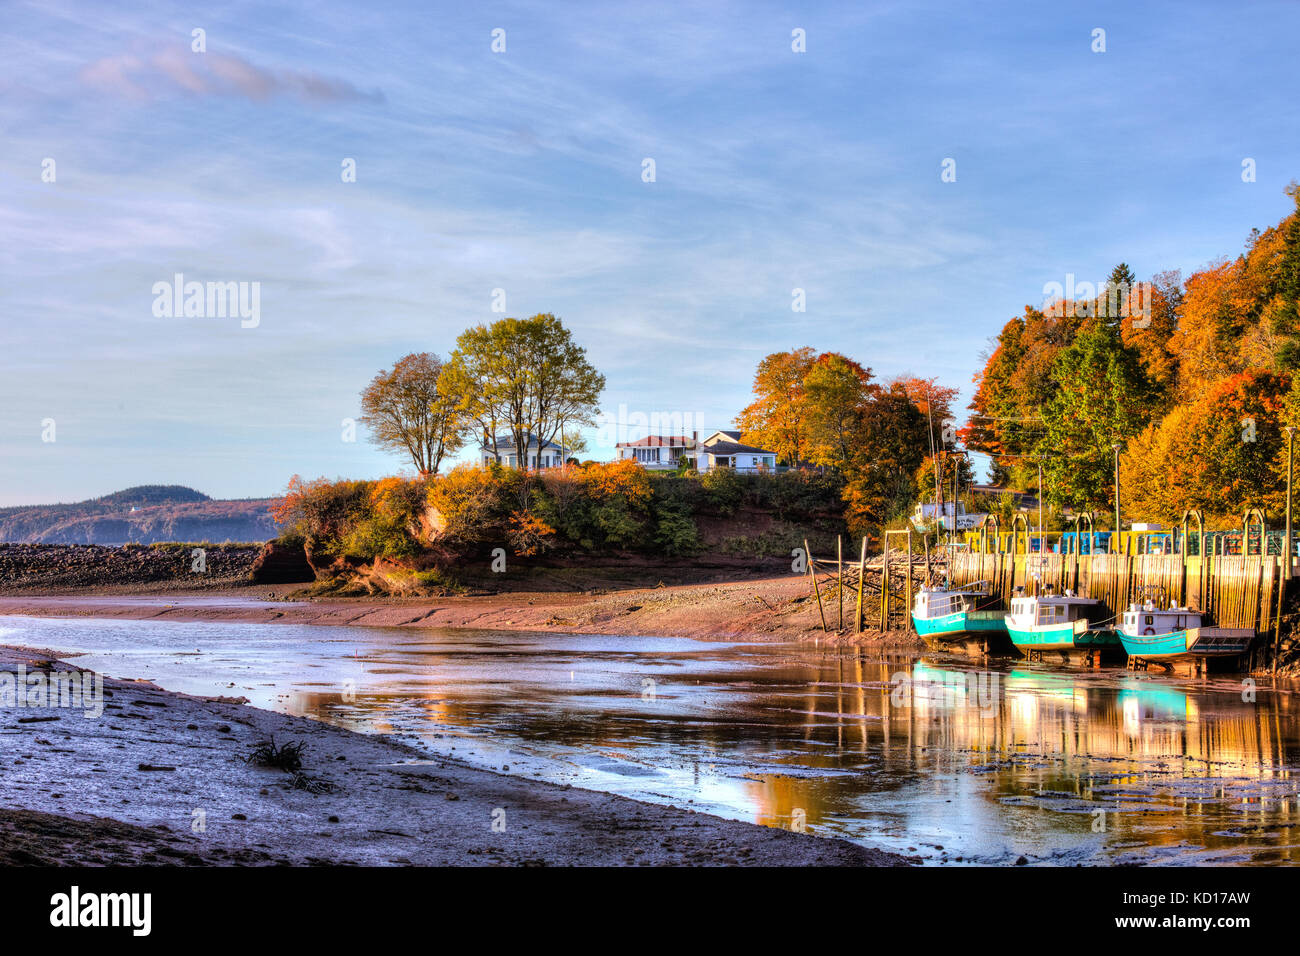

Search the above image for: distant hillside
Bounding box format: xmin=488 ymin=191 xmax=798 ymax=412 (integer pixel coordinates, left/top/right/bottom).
xmin=90 ymin=485 xmax=211 ymax=508
xmin=0 ymin=486 xmax=281 ymax=545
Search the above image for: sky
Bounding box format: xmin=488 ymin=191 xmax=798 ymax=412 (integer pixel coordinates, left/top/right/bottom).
xmin=3 ymin=0 xmax=1300 ymax=505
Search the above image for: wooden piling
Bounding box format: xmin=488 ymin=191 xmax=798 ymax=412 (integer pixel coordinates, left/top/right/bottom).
xmin=805 ymin=539 xmax=827 ymax=633
xmin=880 ymin=540 xmax=890 ymax=630
xmin=906 ymin=529 xmax=914 ymax=633
xmin=837 ymin=535 xmax=844 ymax=632
xmin=854 ymin=536 xmax=867 ymax=634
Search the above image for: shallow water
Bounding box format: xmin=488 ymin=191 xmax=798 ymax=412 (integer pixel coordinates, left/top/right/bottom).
xmin=4 ymin=614 xmax=1300 ymax=865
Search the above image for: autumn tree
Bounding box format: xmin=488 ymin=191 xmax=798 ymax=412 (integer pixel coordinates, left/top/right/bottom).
xmin=803 ymin=353 xmax=877 ymax=469
xmin=892 ymin=375 xmax=961 ymax=507
xmin=840 ymin=384 xmax=928 ymax=535
xmin=1120 ymin=270 xmax=1181 ymax=410
xmin=735 ymin=349 xmax=932 ymax=535
xmin=1119 ymin=408 xmax=1194 ymax=523
xmin=736 ymin=348 xmax=818 ymax=465
xmin=964 ymin=307 xmax=1060 ymax=486
xmin=358 ymin=352 xmax=463 ymax=476
xmin=442 ymin=314 xmax=605 ymax=468
xmin=1188 ymin=370 xmax=1291 ymax=518
xmin=890 ymin=375 xmax=959 ymax=451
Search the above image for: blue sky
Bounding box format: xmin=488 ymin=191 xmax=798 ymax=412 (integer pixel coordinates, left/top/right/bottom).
xmin=3 ymin=0 xmax=1299 ymax=505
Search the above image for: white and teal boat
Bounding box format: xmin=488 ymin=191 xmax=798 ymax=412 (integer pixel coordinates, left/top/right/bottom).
xmin=1005 ymin=590 xmax=1121 ymax=660
xmin=1118 ymin=601 xmax=1253 ymax=665
xmin=912 ymin=583 xmax=1007 ymax=645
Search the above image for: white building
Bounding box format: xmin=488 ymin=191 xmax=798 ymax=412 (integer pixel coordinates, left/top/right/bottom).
xmin=614 ymin=434 xmax=697 ymax=470
xmin=695 ymin=430 xmax=778 ymax=473
xmin=480 ymin=432 xmax=570 ymax=469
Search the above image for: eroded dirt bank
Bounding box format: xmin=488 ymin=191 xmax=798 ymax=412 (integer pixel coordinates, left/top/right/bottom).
xmin=0 ymin=645 xmax=910 ymax=866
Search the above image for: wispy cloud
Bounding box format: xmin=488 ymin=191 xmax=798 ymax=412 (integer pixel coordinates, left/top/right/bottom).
xmin=2 ymin=0 xmax=1300 ymax=504
xmin=79 ymin=45 xmax=384 ymax=104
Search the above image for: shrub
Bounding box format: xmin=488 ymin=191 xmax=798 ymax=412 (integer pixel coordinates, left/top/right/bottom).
xmin=272 ymin=476 xmax=373 ymax=561
xmin=341 ymin=477 xmax=427 ymax=559
xmin=507 ymin=509 xmax=556 ymax=556
xmin=425 ymin=464 xmax=513 ymax=546
xmin=654 ymin=510 xmax=700 ymax=556
xmin=700 ymin=467 xmax=744 ymax=515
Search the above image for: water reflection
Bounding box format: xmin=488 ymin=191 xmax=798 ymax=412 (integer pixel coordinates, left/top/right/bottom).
xmin=7 ymin=615 xmax=1300 ymax=865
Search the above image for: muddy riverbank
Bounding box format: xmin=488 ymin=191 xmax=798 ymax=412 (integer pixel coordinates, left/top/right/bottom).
xmin=0 ymin=644 xmax=910 ymax=866
xmin=0 ymin=575 xmax=922 ymax=647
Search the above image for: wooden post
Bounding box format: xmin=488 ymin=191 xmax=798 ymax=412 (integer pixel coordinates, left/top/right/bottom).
xmin=854 ymin=536 xmax=867 ymax=633
xmin=805 ymin=539 xmax=827 ymax=633
xmin=837 ymin=535 xmax=844 ymax=632
xmin=906 ymin=529 xmax=914 ymax=633
xmin=1276 ymin=428 xmax=1295 ymax=672
xmin=881 ymin=537 xmax=890 ymax=630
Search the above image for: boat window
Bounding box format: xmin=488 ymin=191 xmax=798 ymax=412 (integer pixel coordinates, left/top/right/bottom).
xmin=1145 ymin=616 xmax=1153 ymax=625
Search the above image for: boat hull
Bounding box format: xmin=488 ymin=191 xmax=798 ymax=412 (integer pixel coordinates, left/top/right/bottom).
xmin=1007 ymin=618 xmax=1121 ymax=653
xmin=912 ymin=609 xmax=1007 ymax=642
xmin=1118 ymin=626 xmax=1254 ymax=661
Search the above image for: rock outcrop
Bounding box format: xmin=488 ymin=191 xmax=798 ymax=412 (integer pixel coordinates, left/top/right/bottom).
xmin=249 ymin=542 xmax=315 ymax=584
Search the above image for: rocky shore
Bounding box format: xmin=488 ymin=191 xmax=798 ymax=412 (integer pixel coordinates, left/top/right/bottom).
xmin=0 ymin=543 xmax=264 ymax=592
xmin=0 ymin=645 xmax=910 ymax=866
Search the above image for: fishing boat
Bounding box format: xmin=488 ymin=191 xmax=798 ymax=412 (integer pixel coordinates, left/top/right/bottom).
xmin=911 ymin=582 xmax=1008 ymax=647
xmin=1005 ymin=589 xmax=1121 ymax=662
xmin=1118 ymin=600 xmax=1254 ymax=668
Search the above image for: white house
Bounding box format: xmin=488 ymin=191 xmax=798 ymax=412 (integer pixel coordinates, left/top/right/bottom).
xmin=615 ymin=434 xmax=697 ymax=470
xmin=695 ymin=430 xmax=778 ymax=473
xmin=480 ymin=432 xmax=571 ymax=469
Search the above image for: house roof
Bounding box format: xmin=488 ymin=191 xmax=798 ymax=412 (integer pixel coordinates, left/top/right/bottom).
xmin=480 ymin=432 xmax=566 ymax=452
xmin=615 ymin=435 xmax=695 ymax=448
xmin=700 ymin=440 xmax=774 ymax=457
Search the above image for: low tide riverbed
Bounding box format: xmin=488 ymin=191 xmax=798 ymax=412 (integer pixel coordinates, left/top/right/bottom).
xmin=4 ymin=614 xmax=1300 ymax=865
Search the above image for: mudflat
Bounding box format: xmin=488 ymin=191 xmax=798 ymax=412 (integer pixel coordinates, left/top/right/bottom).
xmin=0 ymin=574 xmax=918 ymax=646
xmin=0 ymin=645 xmax=911 ymax=867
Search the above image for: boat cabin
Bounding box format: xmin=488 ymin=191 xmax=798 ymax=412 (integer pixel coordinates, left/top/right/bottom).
xmin=1009 ymin=592 xmax=1096 ymax=626
xmin=1121 ymin=602 xmax=1203 ymax=636
xmin=915 ymin=590 xmax=972 ymax=618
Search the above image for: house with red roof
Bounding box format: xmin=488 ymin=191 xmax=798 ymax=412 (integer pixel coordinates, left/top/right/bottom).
xmin=615 ymin=433 xmax=698 ymax=470
xmin=615 ymin=429 xmax=779 ymax=473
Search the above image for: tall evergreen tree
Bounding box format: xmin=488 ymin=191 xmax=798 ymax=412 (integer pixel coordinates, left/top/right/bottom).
xmin=1041 ymin=324 xmax=1152 ymax=514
